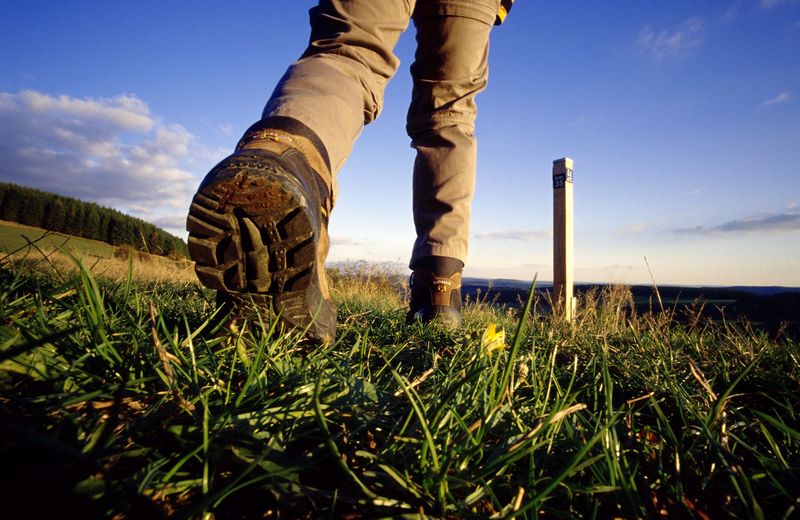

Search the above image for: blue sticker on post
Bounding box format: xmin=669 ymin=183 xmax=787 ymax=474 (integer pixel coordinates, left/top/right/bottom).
xmin=553 ymin=168 xmax=573 ymax=188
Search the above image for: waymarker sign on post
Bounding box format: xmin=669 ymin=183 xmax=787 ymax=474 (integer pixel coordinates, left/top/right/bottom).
xmin=552 ymin=158 xmax=576 ymax=321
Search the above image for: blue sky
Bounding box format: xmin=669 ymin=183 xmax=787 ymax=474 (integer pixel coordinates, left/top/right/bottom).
xmin=1 ymin=0 xmax=799 ymax=286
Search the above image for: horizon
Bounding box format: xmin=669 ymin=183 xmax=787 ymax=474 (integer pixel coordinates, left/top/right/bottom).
xmin=331 ymin=261 xmax=800 ymax=290
xmin=1 ymin=1 xmax=799 ymax=287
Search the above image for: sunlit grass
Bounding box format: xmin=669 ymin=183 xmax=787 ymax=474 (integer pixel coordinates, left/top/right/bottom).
xmin=1 ymin=254 xmax=798 ymax=518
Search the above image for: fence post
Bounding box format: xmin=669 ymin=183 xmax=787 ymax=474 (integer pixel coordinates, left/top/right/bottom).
xmin=553 ymin=158 xmax=576 ymax=321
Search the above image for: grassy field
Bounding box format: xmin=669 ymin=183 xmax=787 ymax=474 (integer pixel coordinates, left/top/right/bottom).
xmin=1 ymin=219 xmax=118 ymax=258
xmin=1 ymin=220 xmax=197 ymax=285
xmin=1 ymin=254 xmax=799 ymax=518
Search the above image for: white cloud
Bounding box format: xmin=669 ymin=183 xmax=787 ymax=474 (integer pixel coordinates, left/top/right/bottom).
xmin=675 ymin=211 xmax=800 ymax=235
xmin=639 ymin=17 xmax=704 ymax=60
xmin=759 ymin=91 xmax=790 ymax=108
xmin=0 ymin=90 xmax=211 ymax=236
xmin=16 ymin=90 xmax=153 ymax=131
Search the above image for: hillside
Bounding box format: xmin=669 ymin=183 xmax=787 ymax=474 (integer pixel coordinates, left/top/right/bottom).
xmin=0 ymin=220 xmax=197 ymax=284
xmin=0 ymin=182 xmax=188 ymax=258
xmin=1 ymin=219 xmax=117 ymax=259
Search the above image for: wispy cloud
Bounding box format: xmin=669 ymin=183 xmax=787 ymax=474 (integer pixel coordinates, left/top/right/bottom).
xmin=675 ymin=211 xmax=800 ymax=235
xmin=723 ymin=1 xmax=744 ymax=21
xmin=760 ymin=0 xmax=786 ymax=9
xmin=726 ymin=0 xmax=798 ymax=21
xmin=760 ymin=91 xmax=790 ymax=108
xmin=639 ymin=17 xmax=704 ymax=60
xmin=151 ymin=214 xmax=190 ymax=231
xmin=218 ymin=123 xmax=234 ymax=136
xmin=761 ymin=0 xmax=800 ymax=11
xmin=330 ymin=236 xmax=365 ymax=247
xmin=474 ymin=230 xmax=551 ymax=242
xmin=620 ymin=223 xmax=649 ymax=234
xmin=0 ymin=90 xmax=211 ymax=236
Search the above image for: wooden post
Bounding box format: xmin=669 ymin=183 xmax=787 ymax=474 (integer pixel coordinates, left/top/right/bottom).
xmin=553 ymin=158 xmax=576 ymax=321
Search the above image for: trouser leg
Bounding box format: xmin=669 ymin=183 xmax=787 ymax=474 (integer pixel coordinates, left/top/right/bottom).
xmin=262 ymin=0 xmax=414 ymax=187
xmin=408 ymin=1 xmax=499 ymax=268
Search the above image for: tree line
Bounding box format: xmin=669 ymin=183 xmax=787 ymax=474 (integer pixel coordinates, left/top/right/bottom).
xmin=0 ymin=182 xmax=188 ymax=258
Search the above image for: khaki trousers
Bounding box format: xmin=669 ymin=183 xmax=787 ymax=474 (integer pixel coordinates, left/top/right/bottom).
xmin=262 ymin=0 xmax=501 ymax=267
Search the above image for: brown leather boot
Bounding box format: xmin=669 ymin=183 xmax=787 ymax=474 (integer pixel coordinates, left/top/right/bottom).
xmin=187 ymin=118 xmax=336 ymax=343
xmin=407 ymin=257 xmax=463 ymax=329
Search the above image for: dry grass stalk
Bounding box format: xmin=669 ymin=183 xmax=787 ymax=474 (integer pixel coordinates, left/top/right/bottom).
xmin=3 ymin=247 xmax=199 ymax=285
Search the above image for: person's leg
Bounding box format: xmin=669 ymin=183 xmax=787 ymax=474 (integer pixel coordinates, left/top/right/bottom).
xmin=264 ymin=0 xmax=414 ymax=180
xmin=408 ymin=0 xmax=499 ymax=267
xmin=187 ymin=0 xmax=414 ymax=342
xmin=406 ymin=0 xmax=500 ymax=326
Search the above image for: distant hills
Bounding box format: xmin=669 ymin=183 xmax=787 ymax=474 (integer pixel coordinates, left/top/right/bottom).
xmin=463 ymin=277 xmax=800 ymax=297
xmin=462 ymin=277 xmax=800 ymax=339
xmin=0 ymin=182 xmax=188 ymax=258
xmin=729 ymin=286 xmax=800 ymax=297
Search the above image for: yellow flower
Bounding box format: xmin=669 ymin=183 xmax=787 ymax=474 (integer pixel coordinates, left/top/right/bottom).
xmin=481 ymin=323 xmax=506 ymax=355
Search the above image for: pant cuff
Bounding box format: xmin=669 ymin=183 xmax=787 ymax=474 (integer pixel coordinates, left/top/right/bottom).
xmin=410 ymin=245 xmax=468 ymax=269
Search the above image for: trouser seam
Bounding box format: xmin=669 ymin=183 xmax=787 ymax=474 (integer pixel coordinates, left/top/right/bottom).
xmin=413 ymin=1 xmax=500 ymax=26
xmin=407 ymin=111 xmax=476 ymax=133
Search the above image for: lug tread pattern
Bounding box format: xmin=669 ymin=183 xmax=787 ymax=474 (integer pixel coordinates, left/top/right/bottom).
xmin=187 ymin=166 xmax=314 ymax=297
xmin=187 ymin=150 xmax=336 ymax=343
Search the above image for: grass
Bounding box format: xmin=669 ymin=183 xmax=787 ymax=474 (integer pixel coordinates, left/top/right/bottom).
xmin=1 ymin=220 xmax=197 ymax=285
xmin=0 ymin=219 xmax=117 ymax=258
xmin=1 ymin=252 xmax=799 ymax=518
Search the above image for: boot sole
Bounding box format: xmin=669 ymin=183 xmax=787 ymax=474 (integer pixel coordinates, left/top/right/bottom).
xmin=187 ymin=150 xmax=334 ymax=341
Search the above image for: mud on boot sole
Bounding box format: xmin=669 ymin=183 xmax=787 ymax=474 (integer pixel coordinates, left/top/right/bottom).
xmin=186 ymin=149 xmax=335 ymax=342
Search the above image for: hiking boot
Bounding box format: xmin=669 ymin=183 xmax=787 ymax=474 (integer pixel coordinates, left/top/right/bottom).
xmin=407 ymin=258 xmax=463 ymax=329
xmin=186 ymin=119 xmax=336 ymax=343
